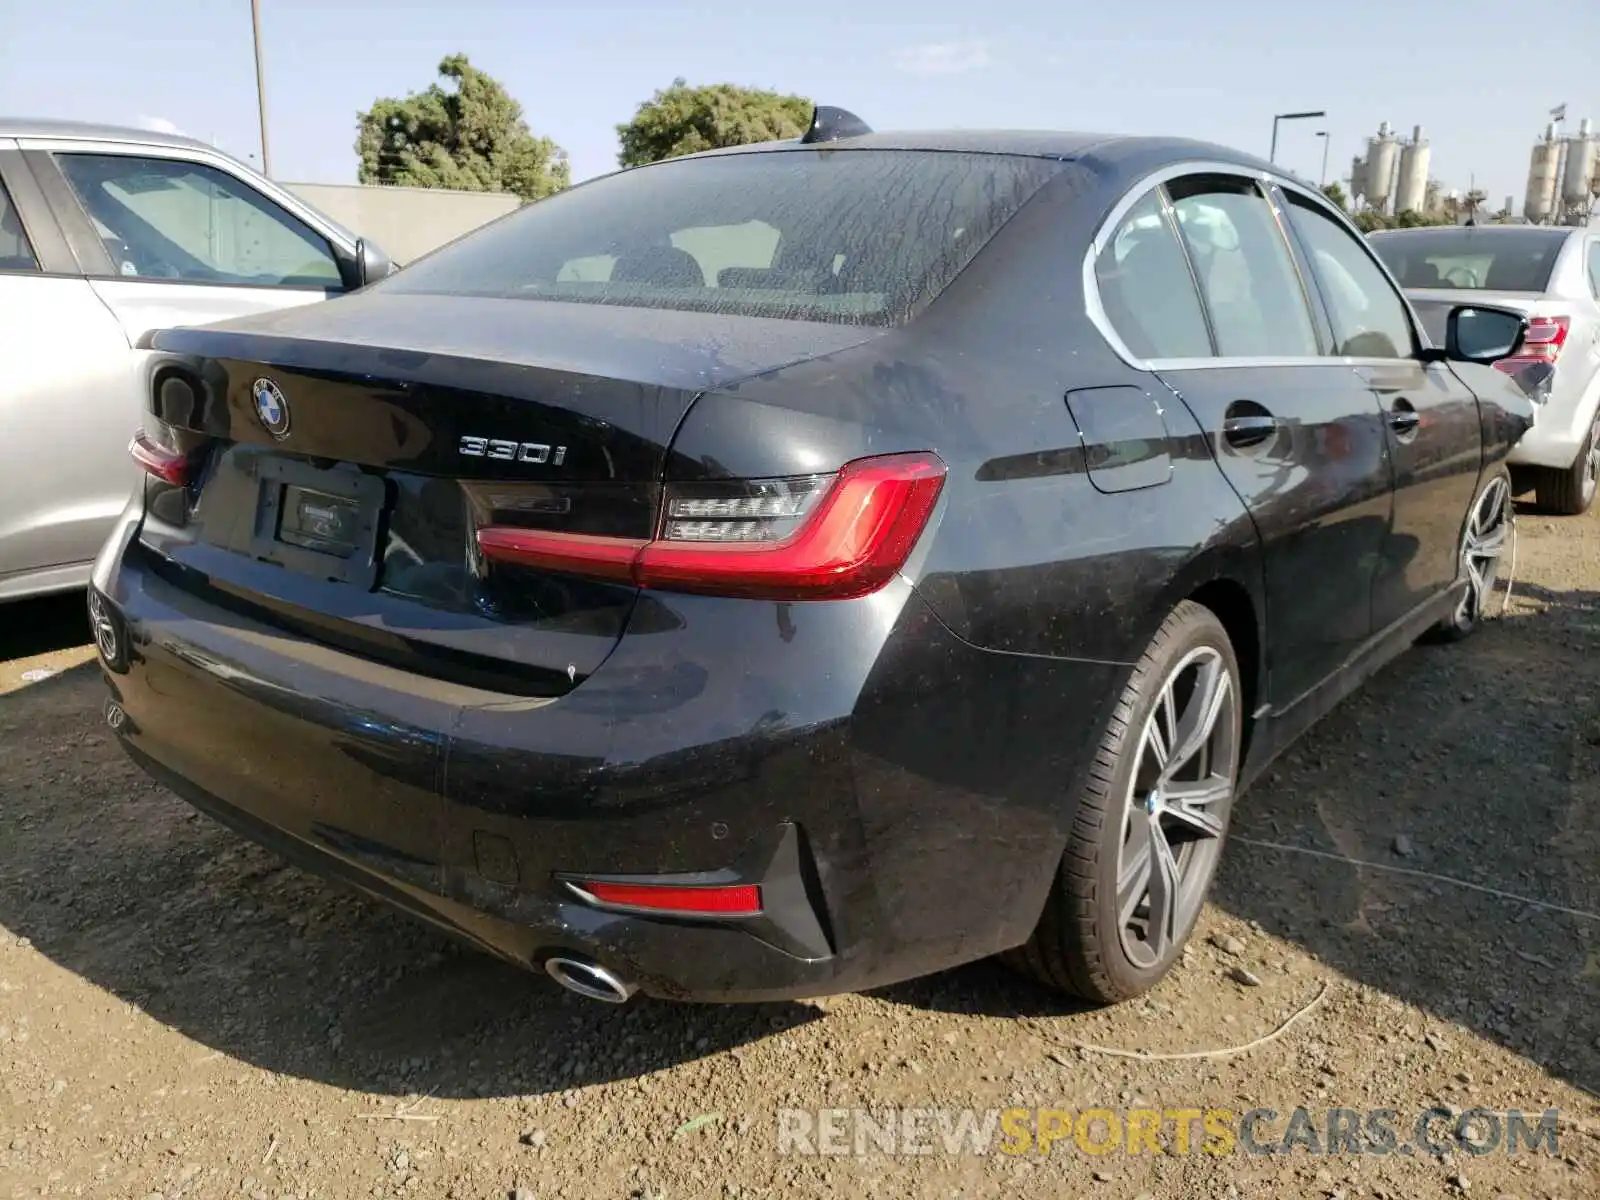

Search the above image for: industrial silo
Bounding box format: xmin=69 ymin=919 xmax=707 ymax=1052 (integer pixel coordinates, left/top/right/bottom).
xmin=1524 ymin=123 xmax=1561 ymax=223
xmin=1395 ymin=125 xmax=1431 ymax=214
xmin=1365 ymin=121 xmax=1399 ymax=214
xmin=1561 ymin=117 xmax=1596 ymax=207
xmin=1349 ymin=156 xmax=1368 ymax=204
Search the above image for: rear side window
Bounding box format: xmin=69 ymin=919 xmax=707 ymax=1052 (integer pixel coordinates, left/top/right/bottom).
xmin=1093 ymin=190 xmax=1212 ymax=359
xmin=1368 ymin=228 xmax=1565 ymax=292
xmin=0 ymin=180 xmax=38 ymax=272
xmin=1284 ymin=196 xmax=1414 ymax=358
xmin=1588 ymin=243 xmax=1600 ymax=299
xmin=1167 ymin=176 xmax=1319 ymax=358
xmin=381 ymin=150 xmax=1063 ymax=326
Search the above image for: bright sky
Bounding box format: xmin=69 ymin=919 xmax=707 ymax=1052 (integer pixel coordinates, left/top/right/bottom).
xmin=2 ymin=0 xmax=1595 ymax=212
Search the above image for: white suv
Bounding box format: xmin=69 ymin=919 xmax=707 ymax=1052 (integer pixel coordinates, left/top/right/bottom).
xmin=0 ymin=118 xmax=393 ymax=601
xmin=1370 ymin=224 xmax=1600 ymax=514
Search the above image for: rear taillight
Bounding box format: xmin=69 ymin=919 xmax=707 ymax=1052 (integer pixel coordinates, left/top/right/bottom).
xmin=476 ymin=451 xmax=947 ymax=601
xmin=1494 ymin=314 xmax=1570 ymax=374
xmin=129 ymin=428 xmax=193 ymax=486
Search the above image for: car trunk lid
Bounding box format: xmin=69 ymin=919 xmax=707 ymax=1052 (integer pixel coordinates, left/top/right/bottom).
xmin=134 ymin=293 xmax=881 ymax=695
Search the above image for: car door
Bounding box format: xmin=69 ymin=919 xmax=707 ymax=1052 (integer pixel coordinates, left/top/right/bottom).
xmin=1583 ymin=237 xmax=1600 ymax=363
xmin=0 ymin=144 xmax=145 ymax=598
xmin=1277 ymin=187 xmax=1482 ymax=629
xmin=20 ymin=142 xmax=351 ymax=349
xmin=1092 ymin=170 xmax=1393 ymax=711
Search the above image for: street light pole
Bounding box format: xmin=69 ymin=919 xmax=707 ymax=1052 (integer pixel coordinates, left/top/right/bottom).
xmin=1269 ymin=109 xmax=1327 ymax=164
xmin=251 ymin=0 xmax=271 ymax=177
xmin=1316 ymin=131 xmax=1330 ymax=186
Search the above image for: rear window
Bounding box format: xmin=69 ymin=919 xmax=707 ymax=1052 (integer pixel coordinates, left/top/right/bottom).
xmin=1368 ymin=228 xmax=1566 ymax=293
xmin=379 ymin=150 xmax=1062 ymax=326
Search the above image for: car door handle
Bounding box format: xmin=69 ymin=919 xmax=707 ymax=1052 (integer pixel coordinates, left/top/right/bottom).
xmin=1222 ymin=414 xmax=1279 ymax=448
xmin=1387 ymin=402 xmax=1420 ymax=438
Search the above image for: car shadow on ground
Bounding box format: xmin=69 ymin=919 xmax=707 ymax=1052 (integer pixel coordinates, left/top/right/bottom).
xmin=0 ymin=599 xmax=820 ymax=1101
xmin=878 ymin=581 xmax=1600 ymax=1098
xmin=0 ymin=590 xmax=91 ymax=661
xmin=3 ymin=580 xmax=1596 ymax=1101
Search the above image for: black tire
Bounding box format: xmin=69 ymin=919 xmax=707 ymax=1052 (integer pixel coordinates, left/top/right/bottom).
xmin=1006 ymin=600 xmax=1241 ymax=1004
xmin=1533 ymin=409 xmax=1600 ymax=516
xmin=1429 ymin=466 xmax=1512 ymax=643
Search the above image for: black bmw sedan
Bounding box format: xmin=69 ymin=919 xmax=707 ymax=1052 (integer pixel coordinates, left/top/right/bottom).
xmin=91 ymin=109 xmax=1534 ymax=1006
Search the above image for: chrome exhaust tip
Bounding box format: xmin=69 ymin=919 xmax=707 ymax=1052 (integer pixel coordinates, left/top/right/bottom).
xmin=544 ymin=955 xmax=637 ymax=1004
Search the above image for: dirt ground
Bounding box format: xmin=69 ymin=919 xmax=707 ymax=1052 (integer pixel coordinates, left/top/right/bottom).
xmin=2 ymin=500 xmax=1598 ymax=1200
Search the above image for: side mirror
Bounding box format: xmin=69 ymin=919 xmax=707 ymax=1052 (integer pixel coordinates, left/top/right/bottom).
xmin=355 ymin=238 xmax=396 ymax=288
xmin=1445 ymin=305 xmax=1527 ymax=364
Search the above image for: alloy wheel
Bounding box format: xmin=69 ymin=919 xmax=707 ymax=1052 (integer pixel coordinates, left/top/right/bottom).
xmin=1456 ymin=474 xmax=1510 ymax=626
xmin=1115 ymin=646 xmax=1239 ymax=970
xmin=87 ymin=590 xmax=122 ymax=668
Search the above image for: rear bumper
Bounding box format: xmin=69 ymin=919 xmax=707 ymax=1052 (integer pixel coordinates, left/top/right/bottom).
xmin=92 ymin=520 xmax=1123 ymax=1002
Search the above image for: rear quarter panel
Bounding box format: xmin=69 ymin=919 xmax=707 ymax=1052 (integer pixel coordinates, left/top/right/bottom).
xmin=1450 ymin=359 xmax=1537 ymax=464
xmin=674 ymin=163 xmax=1265 ymax=671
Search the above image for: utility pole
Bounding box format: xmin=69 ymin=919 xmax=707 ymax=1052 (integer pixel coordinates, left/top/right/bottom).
xmin=251 ymin=0 xmax=271 ymax=176
xmin=1316 ymin=131 xmax=1330 ymax=186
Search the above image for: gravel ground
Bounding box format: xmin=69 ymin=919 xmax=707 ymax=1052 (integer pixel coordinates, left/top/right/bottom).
xmin=2 ymin=500 xmax=1598 ymax=1199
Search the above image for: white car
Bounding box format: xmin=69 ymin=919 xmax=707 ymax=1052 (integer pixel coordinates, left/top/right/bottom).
xmin=0 ymin=118 xmax=393 ymax=601
xmin=1369 ymin=224 xmax=1600 ymax=514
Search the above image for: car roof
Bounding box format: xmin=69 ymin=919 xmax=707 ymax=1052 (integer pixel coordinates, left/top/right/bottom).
xmin=685 ymin=129 xmax=1277 ymax=174
xmin=0 ymin=116 xmax=216 ymax=153
xmin=1369 ymin=224 xmax=1575 ymax=239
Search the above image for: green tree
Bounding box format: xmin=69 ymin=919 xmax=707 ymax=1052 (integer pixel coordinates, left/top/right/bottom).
xmin=616 ymin=79 xmax=812 ymax=167
xmin=356 ymin=55 xmax=569 ymax=201
xmin=1351 ymin=209 xmax=1390 ymax=233
xmin=1320 ymin=181 xmax=1348 ymax=211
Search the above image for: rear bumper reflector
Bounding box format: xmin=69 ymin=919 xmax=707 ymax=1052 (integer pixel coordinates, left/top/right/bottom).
xmin=129 ymin=429 xmax=193 ymax=486
xmin=563 ymin=879 xmax=764 ymax=917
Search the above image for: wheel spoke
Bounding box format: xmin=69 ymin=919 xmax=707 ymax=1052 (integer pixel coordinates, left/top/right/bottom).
xmin=1145 ymin=822 xmax=1182 ymax=958
xmin=1144 ymin=690 xmax=1173 ymax=773
xmin=1465 ymin=556 xmax=1486 ymax=596
xmin=1165 ymin=656 xmax=1229 ymax=776
xmin=1469 ymin=525 xmax=1506 ymax=556
xmin=1160 ymin=777 xmax=1231 ymax=840
xmin=1117 ymin=818 xmax=1153 ymax=927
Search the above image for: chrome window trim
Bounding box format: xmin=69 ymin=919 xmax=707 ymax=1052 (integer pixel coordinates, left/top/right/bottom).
xmin=1084 ymin=158 xmax=1427 ymax=372
xmin=1272 ymin=176 xmax=1427 ymax=359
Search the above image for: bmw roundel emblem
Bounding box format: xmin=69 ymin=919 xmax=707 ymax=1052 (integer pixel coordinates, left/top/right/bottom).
xmin=252 ymin=377 xmax=291 ymax=440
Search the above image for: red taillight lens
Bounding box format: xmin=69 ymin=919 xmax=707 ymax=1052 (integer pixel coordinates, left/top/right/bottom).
xmin=129 ymin=429 xmax=193 ymax=486
xmin=1494 ymin=314 xmax=1570 ymax=374
xmin=569 ymin=880 xmax=763 ymax=916
xmin=476 ymin=451 xmax=947 ymax=601
xmin=1525 ymin=315 xmax=1570 ymax=356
